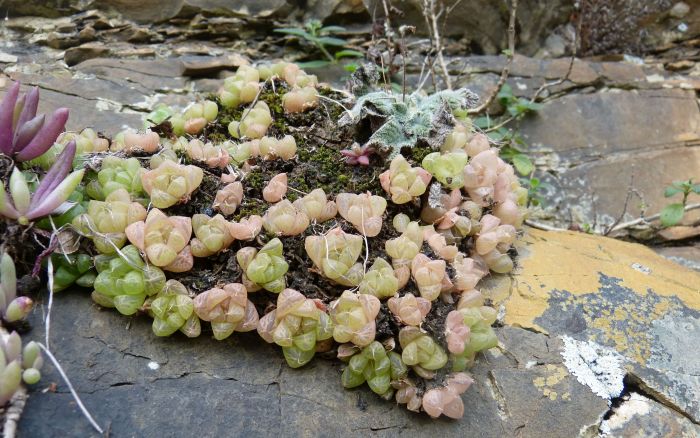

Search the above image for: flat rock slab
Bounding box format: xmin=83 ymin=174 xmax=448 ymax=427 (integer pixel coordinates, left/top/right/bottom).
xmin=19 ymin=228 xmax=700 ymax=436
xmin=18 ymin=292 xmax=606 ymax=437
xmin=500 ymin=228 xmax=700 ymax=423
xmin=518 ymin=88 xmax=700 ymax=229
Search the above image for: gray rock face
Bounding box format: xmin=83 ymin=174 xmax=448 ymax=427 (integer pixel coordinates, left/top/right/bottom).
xmin=447 ymin=53 xmax=700 ymax=235
xmin=18 ymin=292 xmax=610 ymax=437
xmin=181 ymin=0 xmax=291 ymax=17
xmin=20 ymin=229 xmax=700 ymax=436
xmin=2 ymin=9 xmax=699 ymax=434
xmin=601 ymin=392 xmax=700 ymax=437
xmin=501 ymin=228 xmax=700 ymax=428
xmin=93 ymin=0 xmax=291 ymax=22
xmin=364 ymin=0 xmax=573 ymax=55
xmin=519 ymin=88 xmax=700 ymax=231
xmin=4 ymin=0 xmax=571 ymax=55
xmin=93 ymin=0 xmax=184 ymax=22
xmin=3 ymin=0 xmax=89 ymax=18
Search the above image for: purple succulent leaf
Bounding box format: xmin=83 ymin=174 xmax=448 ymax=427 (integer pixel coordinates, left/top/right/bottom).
xmin=340 ymin=144 xmax=373 ymax=166
xmin=26 ymin=168 xmax=84 ymax=220
xmin=0 ymin=82 xmax=20 ymax=155
xmin=12 ymin=114 xmax=45 ymax=152
xmin=14 ymin=107 xmax=68 ymax=162
xmin=29 ymin=139 xmax=76 ymax=210
xmin=29 ymin=141 xmax=73 ymax=206
xmin=13 ymin=86 xmax=39 ymax=135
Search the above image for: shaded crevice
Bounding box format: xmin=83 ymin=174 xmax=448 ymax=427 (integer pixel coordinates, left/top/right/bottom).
xmin=624 ymin=373 xmax=699 ymax=425
xmin=279 ymin=392 xmax=337 ymax=412
xmin=80 ymin=334 xmax=168 ymax=365
xmin=596 ymin=373 xmax=698 ymax=435
xmin=353 ymin=423 xmax=408 ymax=432
xmin=108 ymin=382 xmax=134 ymax=388
xmin=486 ymin=370 xmax=509 ymax=420
xmin=512 ymin=324 xmax=550 ymax=337
xmin=15 ymin=79 xmax=152 ymax=114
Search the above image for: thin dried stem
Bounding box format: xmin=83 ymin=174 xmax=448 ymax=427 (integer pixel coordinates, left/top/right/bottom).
xmin=608 ymin=203 xmax=700 ymax=234
xmin=236 ymin=78 xmax=269 ymax=138
xmin=421 ymin=0 xmax=452 ymax=90
xmin=467 ymin=0 xmax=518 ymax=115
xmin=360 ymin=205 xmax=369 ymax=275
xmin=40 ymin=257 xmax=105 ymax=435
xmin=317 ymin=95 xmax=352 ymax=117
xmin=604 ymin=174 xmax=636 ymax=236
xmin=529 ymin=3 xmax=582 ymax=104
xmin=485 ymin=4 xmax=581 ymax=133
xmin=37 ymin=344 xmax=104 ymax=435
xmin=45 ymin=257 xmax=54 ymax=350
xmin=525 ymin=203 xmax=700 ymax=234
xmin=523 ymin=220 xmax=567 ymax=232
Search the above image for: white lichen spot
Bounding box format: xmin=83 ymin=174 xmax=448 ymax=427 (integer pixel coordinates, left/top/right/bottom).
xmin=516 ymin=82 xmax=527 ymax=91
xmin=645 ymin=74 xmax=665 ymax=83
xmin=560 ymin=335 xmax=625 ymax=403
xmin=622 ymin=54 xmax=644 ymax=65
xmin=525 ymin=360 xmax=538 ymax=369
xmin=630 ymin=263 xmax=651 ymax=275
xmin=599 ymin=393 xmax=651 ymax=435
xmin=147 ymin=361 xmax=160 ymax=371
xmin=95 ymin=99 xmax=122 ymax=112
xmin=131 ymin=93 xmax=165 ymax=111
xmin=496 ymin=305 xmax=506 ymax=324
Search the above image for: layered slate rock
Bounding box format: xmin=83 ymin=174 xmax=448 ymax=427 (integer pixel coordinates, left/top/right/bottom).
xmin=518 ymin=89 xmax=700 ymax=230
xmin=497 ymin=228 xmax=700 ymax=424
xmin=18 ymin=228 xmax=700 ymax=436
xmin=16 ymin=290 xmax=606 ymax=437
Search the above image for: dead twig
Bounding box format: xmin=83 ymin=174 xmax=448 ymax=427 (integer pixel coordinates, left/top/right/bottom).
xmin=235 ymin=78 xmax=270 ymax=138
xmin=485 ymin=2 xmax=581 ymax=132
xmin=529 ymin=3 xmax=583 ymax=104
xmin=380 ymin=0 xmax=396 ymax=90
xmin=37 ymin=344 xmax=104 ymax=435
xmin=523 ymin=220 xmax=567 ymax=232
xmin=467 ymin=0 xmax=518 ymax=115
xmin=608 ymin=203 xmax=700 ymax=234
xmin=525 ymin=203 xmax=700 ymax=234
xmin=604 ymin=174 xmax=636 ymax=236
xmin=398 ymin=25 xmax=415 ymax=101
xmin=421 ymin=0 xmax=454 ymax=90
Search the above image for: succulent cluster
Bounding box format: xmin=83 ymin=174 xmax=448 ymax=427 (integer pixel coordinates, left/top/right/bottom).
xmin=1 ymin=139 xmax=84 ymax=225
xmin=0 ymin=62 xmax=525 ymax=419
xmin=0 ymin=253 xmax=42 ymax=404
xmin=0 ymin=83 xmax=69 ymax=163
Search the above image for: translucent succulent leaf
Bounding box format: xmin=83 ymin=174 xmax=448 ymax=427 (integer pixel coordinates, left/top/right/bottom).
xmin=113 ymin=294 xmax=146 ymax=316
xmin=283 ymin=346 xmax=315 ymax=369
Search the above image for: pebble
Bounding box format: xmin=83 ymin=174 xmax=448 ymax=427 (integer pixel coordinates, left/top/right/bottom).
xmin=670 ymin=2 xmax=690 ymax=18
xmin=0 ymin=52 xmax=18 ymax=63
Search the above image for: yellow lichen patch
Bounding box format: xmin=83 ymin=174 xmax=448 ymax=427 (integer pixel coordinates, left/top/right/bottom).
xmin=504 ymin=228 xmax=700 ymax=364
xmin=532 ymin=364 xmax=570 ymax=401
xmin=479 ymin=274 xmax=512 ymax=306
